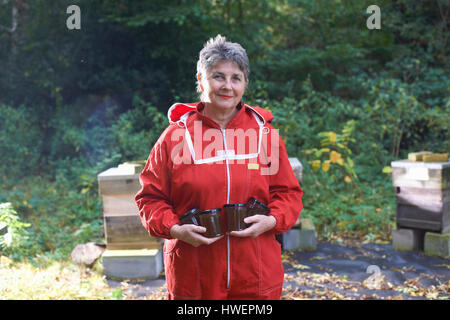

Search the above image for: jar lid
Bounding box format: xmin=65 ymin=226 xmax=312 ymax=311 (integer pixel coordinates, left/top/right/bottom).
xmin=180 ymin=207 xmax=199 ymax=219
xmin=197 ymin=208 xmax=221 ymax=215
xmin=223 ymin=203 xmax=247 ymax=208
xmin=247 ymin=197 xmax=269 ymax=209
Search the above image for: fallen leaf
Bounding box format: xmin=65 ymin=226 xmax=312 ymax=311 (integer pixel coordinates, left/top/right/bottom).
xmin=292 ymin=263 xmax=310 ymax=270
xmin=432 ymin=264 xmax=450 ymax=269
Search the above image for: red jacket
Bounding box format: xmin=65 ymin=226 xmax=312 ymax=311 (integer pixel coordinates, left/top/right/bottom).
xmin=135 ymin=102 xmax=303 ymax=299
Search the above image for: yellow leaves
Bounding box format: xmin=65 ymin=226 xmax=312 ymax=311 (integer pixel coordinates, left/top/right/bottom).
xmin=284 ymin=274 xmax=295 ymax=282
xmin=322 ymin=160 xmax=331 ymax=172
xmin=319 ymin=131 xmax=337 ymax=146
xmin=391 ymin=266 xmax=415 ymax=274
xmin=329 ymin=131 xmax=337 ymax=144
xmin=337 ymin=220 xmax=350 ymax=229
xmin=329 ymin=150 xmax=341 ymax=163
xmin=382 ymin=166 xmax=392 ymax=174
xmin=310 ymin=160 xmax=321 ymax=172
xmin=432 ymin=264 xmax=450 ymax=269
xmin=292 ymin=263 xmax=311 ymax=270
xmin=306 ymin=146 xmax=351 ymax=180
xmin=329 ymin=150 xmax=345 ymax=170
xmin=305 ymin=122 xmax=360 ymax=189
xmin=347 ymin=157 xmax=354 ymax=168
xmin=425 ymin=290 xmax=439 ymax=299
xmin=309 ymin=255 xmax=327 ymax=261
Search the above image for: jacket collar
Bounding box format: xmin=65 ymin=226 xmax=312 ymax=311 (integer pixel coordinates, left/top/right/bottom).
xmin=168 ymin=101 xmax=268 ymax=129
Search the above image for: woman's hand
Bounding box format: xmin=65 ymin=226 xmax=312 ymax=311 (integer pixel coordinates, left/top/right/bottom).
xmin=228 ymin=214 xmax=277 ymax=238
xmin=169 ymin=224 xmax=223 ymax=247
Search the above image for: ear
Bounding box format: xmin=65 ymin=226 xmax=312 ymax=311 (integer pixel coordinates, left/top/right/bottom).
xmin=197 ymin=73 xmax=204 ymax=91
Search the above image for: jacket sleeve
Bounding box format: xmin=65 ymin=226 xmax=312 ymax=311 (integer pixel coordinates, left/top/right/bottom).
xmin=267 ymin=130 xmax=303 ymax=234
xmin=135 ymin=129 xmax=180 ymax=239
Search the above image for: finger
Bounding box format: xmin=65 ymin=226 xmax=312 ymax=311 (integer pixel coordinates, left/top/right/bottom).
xmin=187 ymin=233 xmax=211 ymax=247
xmin=189 ymin=225 xmax=206 ymax=233
xmin=194 ymin=234 xmax=223 ymax=246
xmin=244 ymin=215 xmax=261 ymax=224
xmin=229 ymin=229 xmax=252 ymax=238
xmin=206 ymin=235 xmax=224 ymax=244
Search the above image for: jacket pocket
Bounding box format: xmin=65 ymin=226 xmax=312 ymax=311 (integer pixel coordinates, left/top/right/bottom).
xmin=164 ymin=239 xmax=201 ymax=299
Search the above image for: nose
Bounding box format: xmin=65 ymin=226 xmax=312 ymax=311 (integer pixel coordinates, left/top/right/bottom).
xmin=221 ymin=78 xmax=232 ymax=90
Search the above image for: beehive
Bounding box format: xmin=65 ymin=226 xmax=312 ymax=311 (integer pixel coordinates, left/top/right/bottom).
xmin=97 ymin=165 xmax=163 ymax=250
xmin=289 ymin=157 xmax=303 ymax=184
xmin=391 ymin=160 xmax=450 ymax=233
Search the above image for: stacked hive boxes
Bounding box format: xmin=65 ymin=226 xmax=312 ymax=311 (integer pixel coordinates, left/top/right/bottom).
xmin=392 ymin=157 xmax=450 ymax=258
xmin=98 ymin=163 xmax=163 ymax=279
xmin=280 ymin=158 xmax=317 ymax=251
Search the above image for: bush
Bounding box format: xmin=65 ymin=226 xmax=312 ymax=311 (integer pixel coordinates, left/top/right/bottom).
xmin=0 ymin=104 xmax=43 ymax=179
xmin=0 ymin=95 xmax=169 ymax=262
xmin=109 ymin=95 xmax=168 ymax=161
xmin=0 ymin=202 xmax=34 ymax=260
xmin=248 ymin=78 xmax=422 ymax=240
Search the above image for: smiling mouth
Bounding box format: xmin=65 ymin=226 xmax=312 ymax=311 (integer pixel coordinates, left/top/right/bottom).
xmin=218 ymin=94 xmax=233 ymax=100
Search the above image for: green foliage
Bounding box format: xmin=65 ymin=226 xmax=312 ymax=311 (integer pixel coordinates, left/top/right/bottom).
xmin=0 ymin=169 xmax=104 ymax=263
xmin=304 ymin=120 xmax=359 ymax=188
xmin=252 ymin=76 xmax=446 ymax=240
xmin=0 ymin=94 xmax=167 ymax=262
xmin=357 ymin=76 xmax=428 ymax=158
xmin=0 ymin=203 xmax=32 ymax=258
xmin=110 ymin=95 xmax=168 ymax=160
xmin=0 ymin=104 xmax=43 ymax=180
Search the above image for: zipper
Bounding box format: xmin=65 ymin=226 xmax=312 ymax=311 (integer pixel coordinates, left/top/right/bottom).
xmin=221 ymin=128 xmax=231 ymax=290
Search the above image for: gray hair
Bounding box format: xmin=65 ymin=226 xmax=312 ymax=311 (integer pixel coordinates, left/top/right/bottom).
xmin=196 ymin=34 xmax=250 ymax=97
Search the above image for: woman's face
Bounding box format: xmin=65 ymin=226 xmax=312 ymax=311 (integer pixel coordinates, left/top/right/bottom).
xmin=198 ymin=60 xmax=248 ymax=112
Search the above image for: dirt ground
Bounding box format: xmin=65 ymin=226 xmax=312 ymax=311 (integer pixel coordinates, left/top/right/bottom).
xmin=107 ymin=241 xmax=449 ymax=300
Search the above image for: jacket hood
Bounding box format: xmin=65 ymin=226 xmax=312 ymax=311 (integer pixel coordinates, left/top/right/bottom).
xmin=167 ymin=102 xmax=198 ymax=124
xmin=167 ymin=102 xmax=274 ymax=124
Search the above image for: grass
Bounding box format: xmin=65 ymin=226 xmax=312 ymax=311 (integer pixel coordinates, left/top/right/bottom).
xmin=0 ymin=256 xmax=119 ymax=299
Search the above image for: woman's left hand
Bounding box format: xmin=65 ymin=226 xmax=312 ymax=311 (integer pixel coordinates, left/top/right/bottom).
xmin=228 ymin=214 xmax=277 ymax=238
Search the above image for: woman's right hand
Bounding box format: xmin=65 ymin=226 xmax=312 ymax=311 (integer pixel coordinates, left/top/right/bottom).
xmin=169 ymin=224 xmax=223 ymax=247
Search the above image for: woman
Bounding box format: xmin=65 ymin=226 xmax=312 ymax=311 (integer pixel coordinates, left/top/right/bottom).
xmin=135 ymin=35 xmax=303 ymax=300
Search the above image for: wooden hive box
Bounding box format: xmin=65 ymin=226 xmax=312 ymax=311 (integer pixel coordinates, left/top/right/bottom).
xmin=289 ymin=157 xmax=303 ymax=184
xmin=391 ymin=160 xmax=450 ymax=232
xmin=98 ymin=166 xmax=163 ymax=250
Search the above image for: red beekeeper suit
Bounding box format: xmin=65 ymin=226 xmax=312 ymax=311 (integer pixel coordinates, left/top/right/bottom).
xmin=135 ymin=101 xmax=303 ymax=300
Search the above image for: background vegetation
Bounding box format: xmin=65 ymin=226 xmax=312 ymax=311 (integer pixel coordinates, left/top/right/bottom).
xmin=0 ymin=0 xmax=448 ymax=298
